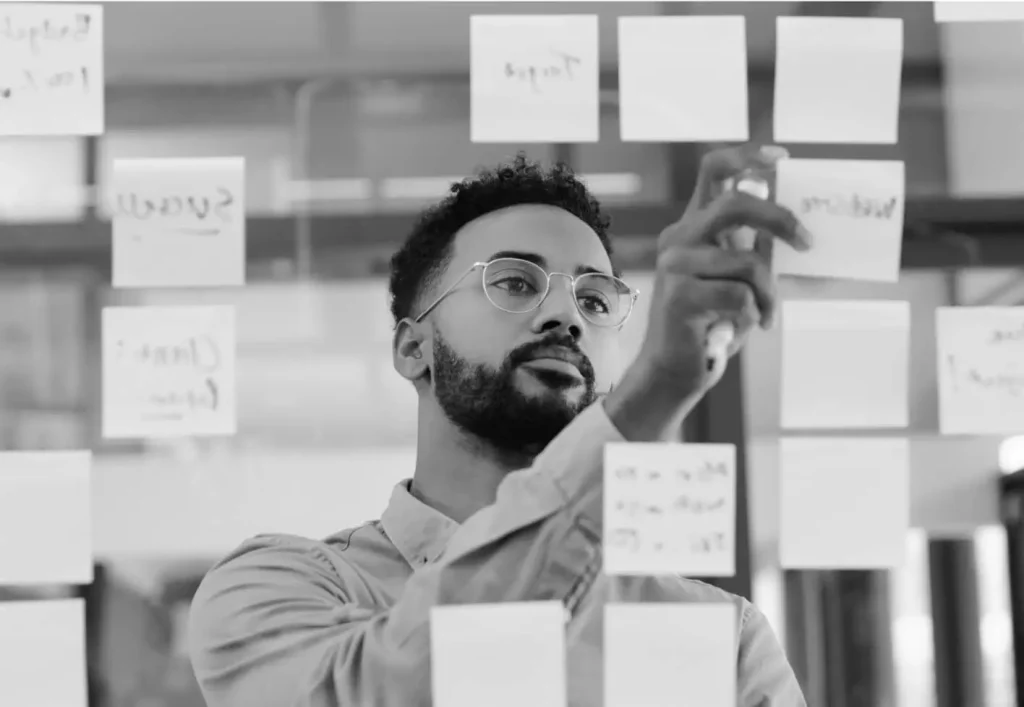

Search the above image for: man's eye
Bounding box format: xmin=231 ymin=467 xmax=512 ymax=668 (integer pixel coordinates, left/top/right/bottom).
xmin=579 ymin=294 xmax=611 ymax=313
xmin=493 ymin=277 xmax=535 ymax=294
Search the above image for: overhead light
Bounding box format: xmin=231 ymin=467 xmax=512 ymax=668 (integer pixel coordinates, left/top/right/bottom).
xmin=379 ymin=176 xmax=462 ymax=200
xmin=284 ymin=178 xmax=374 ymax=202
xmin=999 ymin=436 xmax=1024 ymax=474
xmin=578 ymin=172 xmax=642 ymax=197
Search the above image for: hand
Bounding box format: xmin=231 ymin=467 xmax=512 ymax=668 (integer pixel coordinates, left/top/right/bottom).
xmin=633 ymin=143 xmax=813 ymax=399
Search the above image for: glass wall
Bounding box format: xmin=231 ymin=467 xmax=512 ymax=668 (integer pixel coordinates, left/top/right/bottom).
xmin=0 ymin=3 xmax=1020 ymax=707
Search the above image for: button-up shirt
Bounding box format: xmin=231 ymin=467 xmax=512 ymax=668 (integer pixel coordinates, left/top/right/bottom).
xmin=188 ymin=401 xmax=807 ymax=707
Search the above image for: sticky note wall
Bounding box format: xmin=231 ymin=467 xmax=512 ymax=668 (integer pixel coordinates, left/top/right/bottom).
xmin=1 ymin=7 xmax=1021 ymax=707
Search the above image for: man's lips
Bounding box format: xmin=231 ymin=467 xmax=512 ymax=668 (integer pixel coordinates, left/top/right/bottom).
xmin=520 ymin=357 xmax=584 ymax=379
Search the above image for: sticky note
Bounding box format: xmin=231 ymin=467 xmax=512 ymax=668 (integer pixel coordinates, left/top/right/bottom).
xmin=934 ymin=1 xmax=1024 ymax=22
xmin=112 ymin=157 xmax=246 ymax=288
xmin=780 ymin=300 xmax=910 ymax=429
xmin=431 ymin=602 xmax=566 ymax=707
xmin=0 ymin=599 xmax=87 ymax=707
xmin=774 ymin=17 xmax=903 ymax=144
xmin=0 ymin=4 xmax=104 ymax=136
xmin=604 ymin=442 xmax=735 ymax=576
xmin=937 ymin=306 xmax=1024 ymax=435
xmin=0 ymin=451 xmax=92 ymax=585
xmin=780 ymin=437 xmax=910 ymax=569
xmin=774 ymin=159 xmax=905 ymax=282
xmin=605 ymin=603 xmax=737 ymax=707
xmin=617 ymin=16 xmax=748 ymax=142
xmin=470 ymin=15 xmax=599 ymax=143
xmin=102 ymin=305 xmax=236 ymax=438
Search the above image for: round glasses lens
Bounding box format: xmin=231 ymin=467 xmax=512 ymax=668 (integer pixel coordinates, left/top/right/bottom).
xmin=483 ymin=259 xmax=548 ymax=312
xmin=574 ymin=273 xmax=633 ymax=326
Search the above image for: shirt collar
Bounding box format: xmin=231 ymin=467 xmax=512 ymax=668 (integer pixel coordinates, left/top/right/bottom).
xmin=380 ymin=479 xmax=460 ymax=568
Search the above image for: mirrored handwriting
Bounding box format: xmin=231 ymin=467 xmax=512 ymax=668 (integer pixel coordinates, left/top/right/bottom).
xmin=503 ymin=49 xmax=581 ymax=93
xmin=799 ymin=194 xmax=899 ymax=220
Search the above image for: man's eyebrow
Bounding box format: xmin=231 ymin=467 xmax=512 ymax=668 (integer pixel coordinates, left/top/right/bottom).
xmin=487 ymin=250 xmax=606 ymax=277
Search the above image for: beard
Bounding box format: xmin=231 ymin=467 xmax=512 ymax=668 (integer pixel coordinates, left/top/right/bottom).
xmin=431 ymin=328 xmax=598 ymax=454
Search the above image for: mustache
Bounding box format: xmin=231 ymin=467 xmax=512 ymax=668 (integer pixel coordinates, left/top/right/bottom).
xmin=509 ymin=334 xmax=595 ymax=381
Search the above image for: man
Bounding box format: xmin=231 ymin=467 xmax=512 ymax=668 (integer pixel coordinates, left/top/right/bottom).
xmin=188 ymin=144 xmax=813 ymax=706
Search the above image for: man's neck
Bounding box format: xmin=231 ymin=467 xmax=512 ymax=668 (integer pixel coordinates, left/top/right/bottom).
xmin=410 ymin=407 xmax=537 ymax=524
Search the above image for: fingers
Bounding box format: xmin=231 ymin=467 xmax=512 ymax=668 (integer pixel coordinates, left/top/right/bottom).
xmin=700 ymin=190 xmax=813 ymax=253
xmin=682 ymin=247 xmax=778 ymax=329
xmin=690 ymin=144 xmax=790 ymax=208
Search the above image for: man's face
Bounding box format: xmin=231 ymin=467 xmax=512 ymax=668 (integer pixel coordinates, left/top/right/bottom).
xmin=417 ymin=204 xmax=623 ymax=453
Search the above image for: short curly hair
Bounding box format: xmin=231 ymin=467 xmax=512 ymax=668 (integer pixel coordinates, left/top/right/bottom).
xmin=388 ymin=153 xmax=615 ymax=326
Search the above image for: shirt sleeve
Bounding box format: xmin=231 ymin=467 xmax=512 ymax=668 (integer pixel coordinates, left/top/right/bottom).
xmin=188 ymin=399 xmax=625 ymax=707
xmin=737 ymin=601 xmax=808 ymax=707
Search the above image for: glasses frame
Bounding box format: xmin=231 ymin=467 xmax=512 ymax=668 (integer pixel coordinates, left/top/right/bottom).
xmin=413 ymin=257 xmax=639 ymax=328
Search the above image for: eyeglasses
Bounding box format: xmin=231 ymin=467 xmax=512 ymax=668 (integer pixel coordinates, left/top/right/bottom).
xmin=413 ymin=257 xmax=639 ymax=328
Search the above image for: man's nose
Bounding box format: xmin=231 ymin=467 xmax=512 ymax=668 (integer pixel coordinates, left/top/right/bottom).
xmin=533 ymin=273 xmax=584 ymax=338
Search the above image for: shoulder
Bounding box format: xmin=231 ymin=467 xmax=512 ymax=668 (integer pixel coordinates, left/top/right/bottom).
xmin=194 ymin=528 xmax=374 ymax=592
xmin=189 ymin=532 xmax=361 ymax=639
xmin=186 ymin=531 xmax=389 ymax=704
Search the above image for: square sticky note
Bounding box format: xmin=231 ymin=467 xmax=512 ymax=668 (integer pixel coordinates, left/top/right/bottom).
xmin=0 ymin=599 xmax=87 ymax=707
xmin=618 ymin=16 xmax=748 ymax=142
xmin=934 ymin=1 xmax=1024 ymax=22
xmin=937 ymin=306 xmax=1024 ymax=435
xmin=604 ymin=442 xmax=736 ymax=577
xmin=102 ymin=305 xmax=237 ymax=438
xmin=605 ymin=603 xmax=737 ymax=707
xmin=0 ymin=4 xmax=104 ymax=136
xmin=112 ymin=157 xmax=246 ymax=288
xmin=780 ymin=437 xmax=910 ymax=569
xmin=0 ymin=451 xmax=92 ymax=585
xmin=780 ymin=300 xmax=910 ymax=429
xmin=774 ymin=159 xmax=906 ymax=282
xmin=470 ymin=15 xmax=599 ymax=143
xmin=431 ymin=602 xmax=566 ymax=707
xmin=774 ymin=17 xmax=903 ymax=144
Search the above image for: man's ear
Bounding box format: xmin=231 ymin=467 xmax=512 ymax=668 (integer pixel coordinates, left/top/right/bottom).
xmin=393 ymin=318 xmax=429 ymax=381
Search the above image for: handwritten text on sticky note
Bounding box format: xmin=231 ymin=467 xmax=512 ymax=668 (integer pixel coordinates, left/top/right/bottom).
xmin=773 ymin=17 xmax=902 ymax=144
xmin=102 ymin=306 xmax=236 ymax=438
xmin=470 ymin=15 xmax=599 ymax=143
xmin=604 ymin=442 xmax=735 ymax=576
xmin=774 ymin=159 xmax=905 ymax=282
xmin=937 ymin=306 xmax=1024 ymax=435
xmin=0 ymin=4 xmax=104 ymax=136
xmin=112 ymin=157 xmax=246 ymax=288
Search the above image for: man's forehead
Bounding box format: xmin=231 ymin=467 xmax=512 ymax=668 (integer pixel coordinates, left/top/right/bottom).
xmin=450 ymin=203 xmax=613 ymax=274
